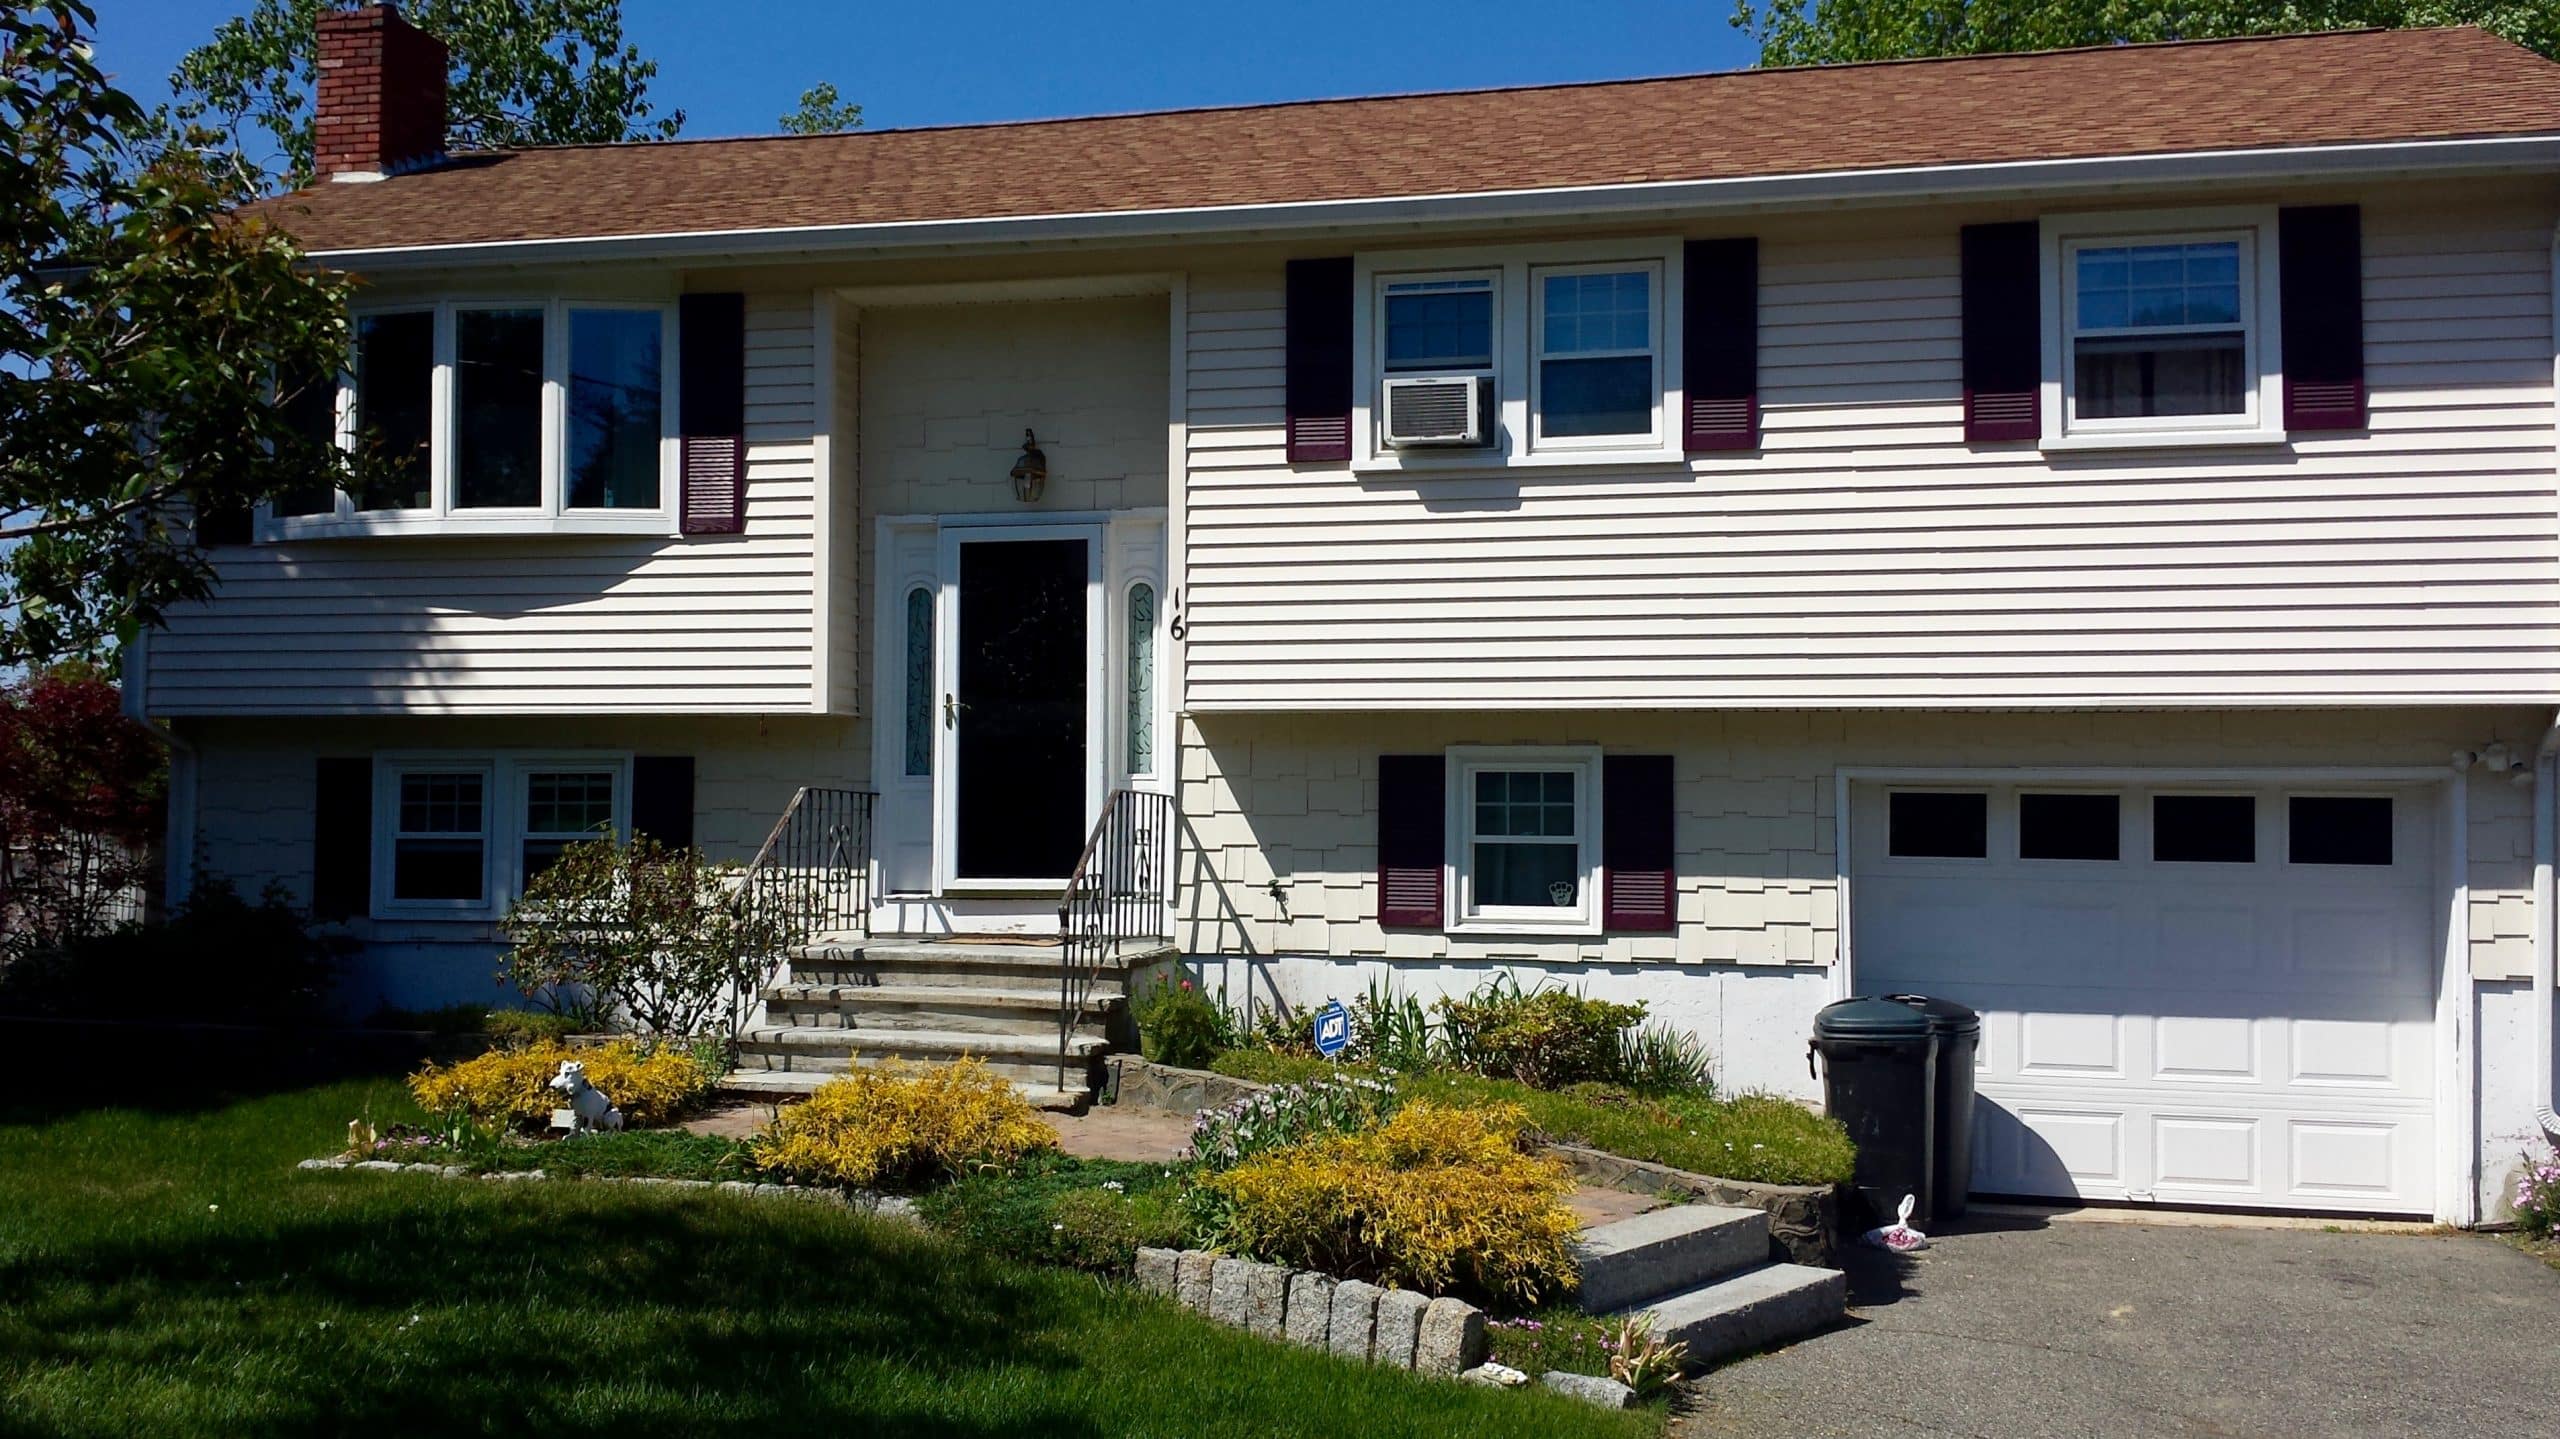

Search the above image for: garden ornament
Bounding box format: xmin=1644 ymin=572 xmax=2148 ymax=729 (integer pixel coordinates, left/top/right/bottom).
xmin=546 ymin=1060 xmax=625 ymax=1132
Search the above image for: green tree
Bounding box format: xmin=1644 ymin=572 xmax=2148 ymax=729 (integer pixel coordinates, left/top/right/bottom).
xmin=2 ymin=1 xmax=363 ymax=666
xmin=779 ymin=81 xmax=863 ymax=135
xmin=1732 ymin=1 xmax=2559 ymax=66
xmin=172 ymin=0 xmax=684 ymax=189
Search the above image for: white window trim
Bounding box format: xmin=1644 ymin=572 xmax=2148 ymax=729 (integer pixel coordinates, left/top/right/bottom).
xmin=370 ymin=752 xmax=632 ymax=920
xmin=1529 ymin=259 xmax=1666 ymax=453
xmin=2039 ymin=205 xmax=2287 ymax=451
xmin=266 ymin=298 xmax=681 ymax=540
xmin=1444 ymin=744 xmax=1603 ymax=937
xmin=1352 ymin=237 xmax=1685 ymax=475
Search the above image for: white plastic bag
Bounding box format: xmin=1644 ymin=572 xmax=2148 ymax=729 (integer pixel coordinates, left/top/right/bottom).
xmin=1862 ymin=1193 xmax=1929 ymax=1252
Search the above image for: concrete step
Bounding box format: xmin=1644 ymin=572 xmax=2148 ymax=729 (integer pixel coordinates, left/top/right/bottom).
xmin=735 ymin=1025 xmax=1105 ymax=1088
xmin=1573 ymin=1204 xmax=1772 ymax=1314
xmin=717 ymin=1067 xmax=1086 ymax=1112
xmin=1622 ymin=1262 xmax=1848 ymax=1370
xmin=761 ymin=983 xmax=1116 ymax=1036
xmin=786 ymin=940 xmax=1121 ymax=991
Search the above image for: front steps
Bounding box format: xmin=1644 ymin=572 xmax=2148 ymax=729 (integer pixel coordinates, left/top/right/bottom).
xmin=1573 ymin=1202 xmax=1847 ymax=1369
xmin=729 ymin=937 xmax=1169 ymax=1109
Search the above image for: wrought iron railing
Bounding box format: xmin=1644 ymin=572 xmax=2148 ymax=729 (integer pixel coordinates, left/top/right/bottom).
xmin=1057 ymin=788 xmax=1175 ymax=1087
xmin=740 ymin=786 xmax=877 ymax=947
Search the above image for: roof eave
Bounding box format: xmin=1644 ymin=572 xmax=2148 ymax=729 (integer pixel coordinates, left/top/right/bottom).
xmin=308 ymin=133 xmax=2560 ymax=271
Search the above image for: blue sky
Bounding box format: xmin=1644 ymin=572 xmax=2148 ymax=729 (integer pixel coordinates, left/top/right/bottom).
xmin=98 ymin=1 xmax=1762 ymax=139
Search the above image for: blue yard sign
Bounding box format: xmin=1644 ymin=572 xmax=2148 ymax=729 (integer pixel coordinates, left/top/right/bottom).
xmin=1311 ymin=1000 xmax=1350 ymax=1059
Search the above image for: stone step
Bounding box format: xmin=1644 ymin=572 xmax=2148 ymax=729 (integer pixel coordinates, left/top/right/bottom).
xmin=717 ymin=1067 xmax=1086 ymax=1112
xmin=786 ymin=941 xmax=1124 ymax=991
xmin=1572 ymin=1204 xmax=1772 ymax=1314
xmin=761 ymin=983 xmax=1115 ymax=1037
xmin=1621 ymin=1262 xmax=1847 ymax=1370
xmin=735 ymin=1025 xmax=1106 ymax=1088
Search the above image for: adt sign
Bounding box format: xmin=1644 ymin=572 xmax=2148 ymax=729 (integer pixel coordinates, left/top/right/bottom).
xmin=1311 ymin=1000 xmax=1350 ymax=1059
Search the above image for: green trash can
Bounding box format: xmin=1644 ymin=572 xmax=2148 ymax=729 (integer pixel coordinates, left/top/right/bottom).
xmin=1809 ymin=996 xmax=1942 ymax=1229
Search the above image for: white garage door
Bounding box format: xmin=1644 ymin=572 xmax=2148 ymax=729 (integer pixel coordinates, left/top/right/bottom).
xmin=1850 ymin=780 xmax=2438 ymax=1215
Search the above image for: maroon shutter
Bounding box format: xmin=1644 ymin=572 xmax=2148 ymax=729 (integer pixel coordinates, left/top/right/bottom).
xmin=1602 ymin=755 xmax=1676 ymax=932
xmin=1377 ymin=754 xmax=1445 ymax=929
xmin=312 ymin=757 xmax=372 ymax=921
xmin=2280 ymin=205 xmax=2365 ymax=431
xmin=1285 ymin=257 xmax=1354 ymax=463
xmin=1961 ymin=221 xmax=2041 ymax=442
xmin=679 ymin=292 xmax=747 ymax=534
xmin=630 ymin=755 xmax=696 ymax=850
xmin=1683 ymin=237 xmax=1759 ymax=451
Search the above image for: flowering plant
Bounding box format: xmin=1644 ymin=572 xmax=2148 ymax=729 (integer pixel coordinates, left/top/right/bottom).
xmin=1185 ymin=1074 xmax=1398 ymax=1170
xmin=2514 ymin=1146 xmax=2560 ymax=1239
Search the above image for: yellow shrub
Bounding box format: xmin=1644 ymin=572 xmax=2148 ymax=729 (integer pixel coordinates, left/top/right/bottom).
xmin=407 ymin=1040 xmax=712 ymax=1128
xmin=748 ymin=1057 xmax=1058 ymax=1190
xmin=1199 ymin=1101 xmax=1580 ymax=1305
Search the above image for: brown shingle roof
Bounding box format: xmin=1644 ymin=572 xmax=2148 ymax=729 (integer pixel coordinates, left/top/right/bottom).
xmin=260 ymin=27 xmax=2560 ymax=255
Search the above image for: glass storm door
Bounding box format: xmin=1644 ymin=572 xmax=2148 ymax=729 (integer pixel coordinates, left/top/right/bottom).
xmin=945 ymin=533 xmax=1095 ymax=882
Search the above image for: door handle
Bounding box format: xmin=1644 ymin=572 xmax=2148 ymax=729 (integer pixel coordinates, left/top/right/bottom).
xmin=944 ymin=694 xmax=968 ymax=728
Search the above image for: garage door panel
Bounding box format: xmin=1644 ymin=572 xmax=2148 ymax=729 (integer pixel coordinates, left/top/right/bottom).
xmin=1852 ymin=779 xmax=2436 ymax=1216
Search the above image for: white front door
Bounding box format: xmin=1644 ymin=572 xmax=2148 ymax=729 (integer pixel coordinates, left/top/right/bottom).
xmin=1850 ymin=780 xmax=2438 ymax=1215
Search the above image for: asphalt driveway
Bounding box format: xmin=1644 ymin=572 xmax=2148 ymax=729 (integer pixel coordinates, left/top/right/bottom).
xmin=1678 ymin=1213 xmax=2560 ymax=1439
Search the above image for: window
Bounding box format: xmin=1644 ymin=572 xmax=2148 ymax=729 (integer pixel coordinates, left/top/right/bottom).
xmin=1126 ymin=582 xmax=1156 ymax=775
xmin=2019 ymin=792 xmax=2119 ymax=861
xmin=1449 ymin=748 xmax=1600 ymax=933
xmin=519 ymin=769 xmax=616 ymax=880
xmin=2289 ymin=795 xmax=2393 ymax=867
xmin=903 ymin=587 xmax=934 ymax=777
xmin=1533 ymin=265 xmax=1658 ymax=442
xmin=390 ymin=769 xmax=488 ymax=905
xmin=1356 ymin=238 xmax=1683 ymax=469
xmin=272 ymin=363 xmax=342 ymax=518
xmin=2043 ymin=208 xmax=2283 ymax=447
xmin=2153 ymin=794 xmax=2256 ymax=863
xmin=1887 ymin=791 xmax=1988 ymax=859
xmin=289 ymin=299 xmax=674 ymax=535
xmin=376 ymin=755 xmax=629 ymax=917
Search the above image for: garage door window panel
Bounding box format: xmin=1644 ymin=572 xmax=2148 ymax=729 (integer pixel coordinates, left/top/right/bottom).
xmin=2154 ymin=794 xmax=2257 ymax=864
xmin=2019 ymin=792 xmax=2120 ymax=862
xmin=2288 ymin=795 xmax=2393 ymax=867
xmin=1888 ymin=790 xmax=1988 ymax=859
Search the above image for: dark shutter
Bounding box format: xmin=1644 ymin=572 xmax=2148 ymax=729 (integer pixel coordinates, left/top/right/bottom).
xmin=2280 ymin=204 xmax=2365 ymax=431
xmin=194 ymin=496 xmax=252 ymax=548
xmin=1602 ymin=755 xmax=1676 ymax=932
xmin=1377 ymin=754 xmax=1444 ymax=929
xmin=1961 ymin=221 xmax=2041 ymax=442
xmin=1683 ymin=237 xmax=1759 ymax=451
xmin=679 ymin=292 xmax=747 ymax=534
xmin=630 ymin=756 xmax=696 ymax=851
xmin=1284 ymin=257 xmax=1355 ymax=463
xmin=312 ymin=757 xmax=372 ymax=921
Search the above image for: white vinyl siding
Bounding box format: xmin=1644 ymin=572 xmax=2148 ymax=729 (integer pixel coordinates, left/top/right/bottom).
xmin=143 ymin=292 xmax=825 ymax=715
xmin=1182 ymin=186 xmax=2559 ymax=709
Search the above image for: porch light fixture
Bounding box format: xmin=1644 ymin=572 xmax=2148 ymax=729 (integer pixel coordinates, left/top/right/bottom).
xmin=1008 ymin=429 xmax=1048 ymax=503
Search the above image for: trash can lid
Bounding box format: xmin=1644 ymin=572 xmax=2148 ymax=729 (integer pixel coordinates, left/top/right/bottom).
xmin=1813 ymin=996 xmax=1935 ymax=1039
xmin=1881 ymin=993 xmax=1982 ymax=1035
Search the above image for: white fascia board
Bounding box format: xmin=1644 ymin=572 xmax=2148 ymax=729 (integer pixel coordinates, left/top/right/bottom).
xmin=312 ymin=134 xmax=2560 ymax=272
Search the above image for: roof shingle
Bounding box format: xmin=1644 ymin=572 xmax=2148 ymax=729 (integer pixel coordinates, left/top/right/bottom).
xmin=258 ymin=27 xmax=2560 ymax=255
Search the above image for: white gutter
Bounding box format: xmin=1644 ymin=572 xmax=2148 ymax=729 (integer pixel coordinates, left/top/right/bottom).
xmin=308 ymin=133 xmax=2560 ymax=271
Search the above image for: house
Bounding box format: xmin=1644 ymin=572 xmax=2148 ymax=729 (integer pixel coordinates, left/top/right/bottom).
xmin=133 ymin=4 xmax=2560 ymax=1226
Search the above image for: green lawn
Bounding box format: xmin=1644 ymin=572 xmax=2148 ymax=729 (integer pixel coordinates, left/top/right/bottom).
xmin=1209 ymin=1051 xmax=1856 ymax=1188
xmin=0 ymin=1081 xmax=1660 ymax=1438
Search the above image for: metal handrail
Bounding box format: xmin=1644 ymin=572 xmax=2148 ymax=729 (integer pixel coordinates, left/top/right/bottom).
xmin=739 ymin=786 xmax=878 ymax=945
xmin=1057 ymin=787 xmax=1175 ymax=1088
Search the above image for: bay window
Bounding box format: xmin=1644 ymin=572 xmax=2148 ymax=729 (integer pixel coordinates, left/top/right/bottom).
xmin=281 ymin=297 xmax=674 ymax=536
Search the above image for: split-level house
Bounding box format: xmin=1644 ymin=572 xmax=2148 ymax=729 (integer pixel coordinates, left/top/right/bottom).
xmin=138 ymin=5 xmax=2560 ymax=1225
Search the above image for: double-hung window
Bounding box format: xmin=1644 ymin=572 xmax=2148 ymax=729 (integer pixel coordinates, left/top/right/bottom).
xmin=1448 ymin=747 xmax=1602 ymax=934
xmin=283 ymin=298 xmax=675 ymax=536
xmin=517 ymin=767 xmax=620 ymax=881
xmin=375 ymin=755 xmax=629 ymax=918
xmin=386 ymin=765 xmax=492 ymax=911
xmin=1532 ymin=264 xmax=1660 ymax=444
xmin=2043 ymin=208 xmax=2283 ymax=447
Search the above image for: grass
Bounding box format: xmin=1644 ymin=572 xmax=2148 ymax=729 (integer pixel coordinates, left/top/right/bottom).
xmin=0 ymin=1081 xmax=1660 ymax=1438
xmin=416 ymin=1126 xmax=759 ymax=1182
xmin=1209 ymin=1051 xmax=1855 ymax=1188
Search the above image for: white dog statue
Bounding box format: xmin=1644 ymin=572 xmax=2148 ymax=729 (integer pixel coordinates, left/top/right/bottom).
xmin=546 ymin=1060 xmax=624 ymax=1132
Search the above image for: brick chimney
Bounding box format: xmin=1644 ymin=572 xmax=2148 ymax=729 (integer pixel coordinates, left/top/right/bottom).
xmin=313 ymin=3 xmax=448 ymax=182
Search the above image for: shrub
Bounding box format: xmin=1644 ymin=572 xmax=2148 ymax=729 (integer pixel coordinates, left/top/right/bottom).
xmin=1347 ymin=974 xmax=1436 ymax=1071
xmin=0 ymin=877 xmax=344 ymax=1024
xmin=407 ymin=1039 xmax=714 ymax=1129
xmin=1197 ymin=1100 xmax=1580 ymax=1305
xmin=2515 ymin=1147 xmax=2560 ymax=1239
xmin=1617 ymin=1022 xmax=1715 ymax=1097
xmin=1132 ymin=974 xmax=1234 ymax=1069
xmin=501 ymin=835 xmax=798 ymax=1038
xmin=748 ymin=1057 xmax=1058 ymax=1190
xmin=1435 ymin=974 xmax=1646 ymax=1090
xmin=484 ymin=1008 xmax=581 ymax=1050
xmin=1186 ymin=1073 xmax=1399 ymax=1170
xmin=918 ymin=1155 xmax=1188 ymax=1273
xmin=363 ymin=1002 xmax=489 ymax=1035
